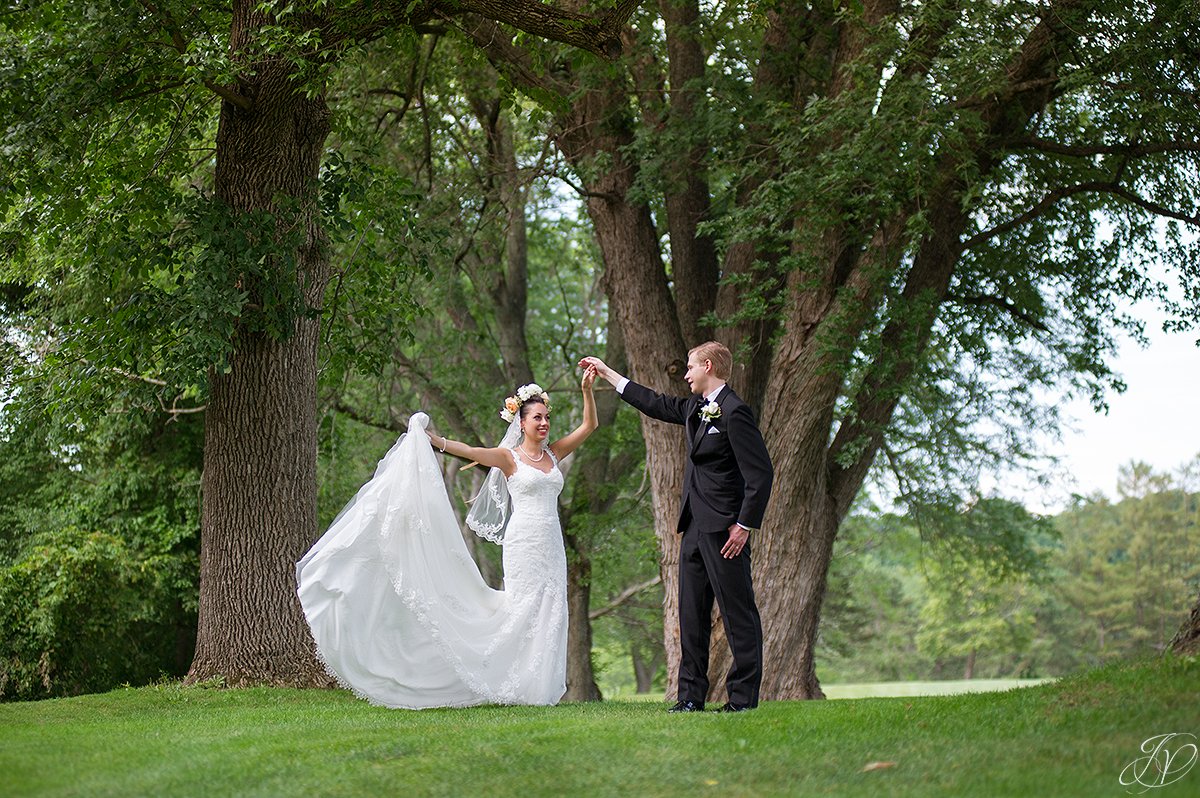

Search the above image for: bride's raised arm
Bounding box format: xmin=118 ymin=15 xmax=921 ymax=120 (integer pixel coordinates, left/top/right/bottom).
xmin=425 ymin=429 xmax=517 ymax=477
xmin=549 ymin=367 xmax=598 ymax=460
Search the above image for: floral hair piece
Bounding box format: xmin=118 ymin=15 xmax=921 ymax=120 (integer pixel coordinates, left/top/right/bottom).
xmin=500 ymin=383 xmax=552 ymax=423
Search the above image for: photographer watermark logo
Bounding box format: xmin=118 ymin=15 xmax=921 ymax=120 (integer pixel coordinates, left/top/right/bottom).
xmin=1119 ymin=733 xmax=1197 ymax=794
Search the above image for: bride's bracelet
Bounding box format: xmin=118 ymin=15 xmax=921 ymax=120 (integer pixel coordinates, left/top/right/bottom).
xmin=438 ymin=436 xmax=448 ymax=453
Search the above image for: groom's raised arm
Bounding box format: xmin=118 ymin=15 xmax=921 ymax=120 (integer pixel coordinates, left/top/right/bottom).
xmin=579 ymin=356 xmax=691 ymax=426
xmin=619 ymin=380 xmax=692 ymax=426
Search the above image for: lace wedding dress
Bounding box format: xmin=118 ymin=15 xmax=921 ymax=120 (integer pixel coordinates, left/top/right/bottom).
xmin=296 ymin=413 xmax=568 ymax=709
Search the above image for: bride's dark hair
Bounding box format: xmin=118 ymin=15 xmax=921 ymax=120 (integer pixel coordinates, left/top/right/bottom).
xmin=518 ymin=395 xmax=549 ymax=420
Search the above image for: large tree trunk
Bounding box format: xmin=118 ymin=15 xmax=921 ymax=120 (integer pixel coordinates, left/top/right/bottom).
xmin=705 ymin=0 xmax=1087 ymax=702
xmin=657 ymin=0 xmax=718 ymax=344
xmin=549 ymin=76 xmax=693 ymax=699
xmin=193 ymin=329 xmax=330 ymax=686
xmin=187 ymin=5 xmax=333 ymax=686
xmin=176 ymin=0 xmax=636 ymax=691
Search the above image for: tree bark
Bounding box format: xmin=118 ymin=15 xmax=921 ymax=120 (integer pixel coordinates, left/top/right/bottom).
xmin=563 ymin=531 xmax=602 ymax=701
xmin=632 ymin=639 xmax=663 ymax=693
xmin=470 ymin=94 xmax=535 ymax=389
xmin=187 ymin=3 xmax=334 ymax=687
xmin=658 ymin=0 xmax=718 ymax=344
xmin=1170 ymin=591 xmax=1200 ymax=655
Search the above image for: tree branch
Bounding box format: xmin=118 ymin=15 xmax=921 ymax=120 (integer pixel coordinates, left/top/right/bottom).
xmin=333 ymin=401 xmax=405 ymax=433
xmin=160 ymin=397 xmax=206 ymax=419
xmin=137 ymin=0 xmax=254 ymax=110
xmin=955 ymin=77 xmax=1060 ymax=109
xmin=948 ymin=293 xmax=1049 ymax=332
xmin=449 ymin=0 xmax=639 ymax=59
xmin=589 ymin=575 xmax=662 ymax=620
xmin=202 ymin=79 xmax=254 ymax=112
xmin=1007 ymin=137 xmax=1200 ymax=158
xmin=965 ymin=180 xmax=1200 ymax=250
xmin=1102 ymin=183 xmax=1200 ymax=226
xmin=113 ymin=79 xmax=188 ymax=104
xmin=551 ymin=169 xmax=620 ymax=201
xmin=391 ymin=351 xmax=487 ymax=443
xmin=452 ymin=15 xmax=573 ymax=100
xmin=963 ymin=182 xmax=1102 ymax=248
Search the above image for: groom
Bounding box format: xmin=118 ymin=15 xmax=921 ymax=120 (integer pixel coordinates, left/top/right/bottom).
xmin=581 ymin=343 xmax=773 ymax=712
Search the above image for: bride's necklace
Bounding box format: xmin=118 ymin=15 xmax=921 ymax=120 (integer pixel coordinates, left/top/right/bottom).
xmin=519 ymin=444 xmax=545 ymax=463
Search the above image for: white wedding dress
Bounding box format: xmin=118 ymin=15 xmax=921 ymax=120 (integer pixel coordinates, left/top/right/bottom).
xmin=296 ymin=413 xmax=568 ymax=709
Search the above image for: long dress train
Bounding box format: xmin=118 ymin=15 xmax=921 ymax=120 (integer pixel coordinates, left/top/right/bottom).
xmin=296 ymin=413 xmax=568 ymax=709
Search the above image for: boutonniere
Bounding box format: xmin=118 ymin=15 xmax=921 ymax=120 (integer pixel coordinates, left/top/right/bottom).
xmin=699 ymin=400 xmax=721 ymax=423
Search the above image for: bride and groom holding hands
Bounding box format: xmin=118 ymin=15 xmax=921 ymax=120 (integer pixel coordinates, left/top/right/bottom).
xmin=297 ymin=341 xmax=773 ymax=712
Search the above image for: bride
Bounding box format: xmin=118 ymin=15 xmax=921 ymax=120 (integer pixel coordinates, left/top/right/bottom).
xmin=296 ymin=368 xmax=598 ymax=709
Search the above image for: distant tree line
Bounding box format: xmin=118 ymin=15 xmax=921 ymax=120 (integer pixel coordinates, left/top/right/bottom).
xmin=818 ymin=460 xmax=1200 ymax=683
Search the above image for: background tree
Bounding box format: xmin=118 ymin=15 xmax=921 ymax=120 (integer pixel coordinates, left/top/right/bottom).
xmin=916 ymin=558 xmax=1043 ymax=680
xmin=1055 ymin=461 xmax=1200 ymax=664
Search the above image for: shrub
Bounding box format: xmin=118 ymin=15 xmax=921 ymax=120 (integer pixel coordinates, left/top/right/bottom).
xmin=0 ymin=527 xmax=194 ymax=700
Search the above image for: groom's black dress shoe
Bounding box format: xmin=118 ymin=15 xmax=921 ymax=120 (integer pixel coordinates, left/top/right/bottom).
xmin=668 ymin=700 xmax=704 ymax=713
xmin=718 ymin=702 xmax=753 ymax=713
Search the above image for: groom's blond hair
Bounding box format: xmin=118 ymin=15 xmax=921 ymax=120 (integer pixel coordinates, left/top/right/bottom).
xmin=689 ymin=341 xmax=732 ymax=380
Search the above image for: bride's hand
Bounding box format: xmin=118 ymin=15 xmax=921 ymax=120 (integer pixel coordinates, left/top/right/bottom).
xmin=581 ymin=366 xmax=597 ymax=391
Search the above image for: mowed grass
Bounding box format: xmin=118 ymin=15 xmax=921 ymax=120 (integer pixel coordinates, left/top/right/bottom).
xmin=822 ymin=677 xmax=1056 ymax=699
xmin=603 ymin=677 xmax=1052 ymax=702
xmin=1 ymin=656 xmax=1196 ymax=798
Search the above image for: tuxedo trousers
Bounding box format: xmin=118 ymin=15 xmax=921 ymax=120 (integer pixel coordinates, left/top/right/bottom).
xmin=676 ymin=516 xmax=763 ymax=707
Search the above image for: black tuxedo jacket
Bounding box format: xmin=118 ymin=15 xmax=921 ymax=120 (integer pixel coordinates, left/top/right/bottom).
xmin=621 ymin=381 xmax=773 ymax=533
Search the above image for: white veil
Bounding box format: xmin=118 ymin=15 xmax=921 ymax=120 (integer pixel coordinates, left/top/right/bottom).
xmin=464 ymin=415 xmax=522 ymax=544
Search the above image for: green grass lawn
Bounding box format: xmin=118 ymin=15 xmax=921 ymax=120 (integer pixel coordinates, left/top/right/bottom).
xmin=822 ymin=677 xmax=1056 ymax=699
xmin=1 ymin=656 xmax=1196 ymax=798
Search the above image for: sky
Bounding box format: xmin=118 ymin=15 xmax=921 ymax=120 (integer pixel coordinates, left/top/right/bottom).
xmin=1010 ymin=306 xmax=1200 ymax=512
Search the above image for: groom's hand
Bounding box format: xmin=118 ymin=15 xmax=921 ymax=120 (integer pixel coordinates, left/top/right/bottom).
xmin=578 ymin=356 xmax=620 ymax=385
xmin=721 ymin=523 xmax=749 ymax=559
